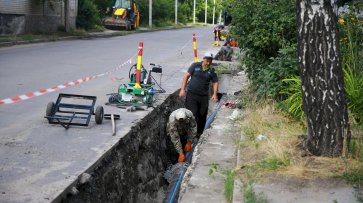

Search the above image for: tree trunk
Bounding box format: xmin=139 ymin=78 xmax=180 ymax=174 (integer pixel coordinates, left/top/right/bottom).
xmin=296 ymin=0 xmax=350 ymax=157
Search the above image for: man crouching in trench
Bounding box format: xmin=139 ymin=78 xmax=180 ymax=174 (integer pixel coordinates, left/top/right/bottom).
xmin=167 ymin=108 xmax=197 ymax=163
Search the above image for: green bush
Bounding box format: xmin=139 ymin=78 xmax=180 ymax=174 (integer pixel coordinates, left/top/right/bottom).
xmin=255 ymin=45 xmax=298 ymax=99
xmin=77 ymin=0 xmax=101 ymax=30
xmin=225 ymin=0 xmax=297 ymax=98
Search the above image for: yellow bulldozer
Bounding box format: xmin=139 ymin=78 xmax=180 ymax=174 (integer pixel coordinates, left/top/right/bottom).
xmin=103 ymin=0 xmax=140 ymax=30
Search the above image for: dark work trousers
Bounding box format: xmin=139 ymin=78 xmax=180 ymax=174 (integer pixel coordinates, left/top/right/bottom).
xmin=185 ymin=92 xmax=209 ymax=136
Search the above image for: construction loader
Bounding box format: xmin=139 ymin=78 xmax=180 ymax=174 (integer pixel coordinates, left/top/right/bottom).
xmin=103 ymin=0 xmax=139 ymax=30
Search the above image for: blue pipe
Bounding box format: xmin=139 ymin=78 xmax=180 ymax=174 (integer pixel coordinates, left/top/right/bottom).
xmin=204 ymin=95 xmax=226 ymax=129
xmin=166 ymin=95 xmax=225 ymax=203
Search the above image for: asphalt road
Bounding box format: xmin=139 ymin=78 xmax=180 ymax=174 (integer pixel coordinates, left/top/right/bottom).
xmin=0 ymin=26 xmax=218 ymax=203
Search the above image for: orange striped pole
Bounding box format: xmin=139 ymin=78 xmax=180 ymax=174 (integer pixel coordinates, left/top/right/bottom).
xmin=214 ymin=30 xmax=219 ymax=46
xmin=134 ymin=41 xmax=143 ymax=89
xmin=193 ymin=33 xmax=199 ymax=62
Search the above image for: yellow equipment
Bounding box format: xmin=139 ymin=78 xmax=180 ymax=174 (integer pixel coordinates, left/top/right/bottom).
xmin=103 ymin=0 xmax=140 ymax=30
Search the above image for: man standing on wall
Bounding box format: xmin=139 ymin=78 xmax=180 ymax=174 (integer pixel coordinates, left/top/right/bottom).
xmin=179 ymin=52 xmax=219 ymax=137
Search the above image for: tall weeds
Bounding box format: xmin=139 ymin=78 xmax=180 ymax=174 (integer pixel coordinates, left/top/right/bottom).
xmin=279 ymin=76 xmax=304 ymax=121
xmin=339 ymin=3 xmax=363 ymax=126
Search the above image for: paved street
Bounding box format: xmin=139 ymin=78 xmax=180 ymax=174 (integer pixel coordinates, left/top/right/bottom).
xmin=0 ymin=26 xmax=218 ymax=203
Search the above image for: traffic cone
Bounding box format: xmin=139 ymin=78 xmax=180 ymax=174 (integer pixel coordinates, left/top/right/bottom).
xmin=193 ymin=33 xmax=199 ymax=62
xmin=214 ymin=31 xmax=219 ymax=47
xmin=134 ymin=42 xmax=143 ymax=89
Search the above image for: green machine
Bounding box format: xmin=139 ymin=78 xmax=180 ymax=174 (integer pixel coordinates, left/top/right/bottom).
xmin=108 ymin=63 xmax=164 ymax=108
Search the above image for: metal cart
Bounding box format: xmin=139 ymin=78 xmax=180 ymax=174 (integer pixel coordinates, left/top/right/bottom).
xmin=45 ymin=93 xmax=104 ymax=129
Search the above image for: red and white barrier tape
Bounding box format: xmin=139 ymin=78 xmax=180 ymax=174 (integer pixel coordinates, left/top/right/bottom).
xmin=0 ymin=57 xmax=134 ymax=106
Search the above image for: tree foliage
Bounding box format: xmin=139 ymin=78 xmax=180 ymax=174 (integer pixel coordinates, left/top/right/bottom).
xmin=225 ymin=0 xmax=297 ymax=99
xmin=136 ymin=0 xmax=223 ymax=26
xmin=339 ymin=3 xmax=363 ymax=126
xmin=94 ymin=0 xmax=115 ymax=18
xmin=77 ymin=0 xmax=224 ymax=29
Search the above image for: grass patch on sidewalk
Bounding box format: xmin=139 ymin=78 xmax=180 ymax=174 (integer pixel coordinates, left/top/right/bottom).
xmin=224 ymin=169 xmax=235 ymax=203
xmin=208 ymin=164 xmax=236 ymax=203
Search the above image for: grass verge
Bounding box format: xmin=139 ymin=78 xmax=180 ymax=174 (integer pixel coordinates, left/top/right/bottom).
xmin=243 ymin=179 xmax=268 ymax=203
xmin=234 ymin=90 xmax=363 ymax=201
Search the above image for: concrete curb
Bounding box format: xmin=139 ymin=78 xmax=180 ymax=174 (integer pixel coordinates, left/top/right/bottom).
xmin=0 ymin=25 xmax=197 ymax=48
xmin=233 ymin=128 xmax=244 ymax=203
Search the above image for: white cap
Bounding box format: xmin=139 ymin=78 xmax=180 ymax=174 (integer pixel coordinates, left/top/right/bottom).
xmin=175 ymin=109 xmax=187 ymax=120
xmin=204 ymin=52 xmax=213 ymax=59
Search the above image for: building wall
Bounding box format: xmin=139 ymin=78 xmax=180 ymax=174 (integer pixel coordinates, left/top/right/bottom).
xmin=0 ymin=0 xmax=35 ymax=14
xmin=0 ymin=0 xmax=78 ymax=35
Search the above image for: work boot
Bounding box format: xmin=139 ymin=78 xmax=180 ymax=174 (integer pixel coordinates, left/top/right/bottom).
xmin=178 ymin=153 xmax=185 ymax=163
xmin=184 ymin=141 xmax=192 ymax=152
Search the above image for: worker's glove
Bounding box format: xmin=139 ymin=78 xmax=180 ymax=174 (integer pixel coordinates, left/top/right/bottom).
xmin=178 ymin=153 xmax=185 ymax=163
xmin=184 ymin=141 xmax=192 ymax=152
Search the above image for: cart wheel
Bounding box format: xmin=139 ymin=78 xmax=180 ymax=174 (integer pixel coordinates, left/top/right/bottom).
xmin=95 ymin=106 xmax=104 ymax=124
xmin=46 ymin=102 xmax=55 ymax=117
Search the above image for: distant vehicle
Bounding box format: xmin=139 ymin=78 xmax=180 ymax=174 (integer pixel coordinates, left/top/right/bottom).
xmin=103 ymin=0 xmax=140 ymax=30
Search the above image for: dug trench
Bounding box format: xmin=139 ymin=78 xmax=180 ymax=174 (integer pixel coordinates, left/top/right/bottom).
xmin=54 ymin=55 xmax=241 ymax=203
xmin=56 ymin=92 xmax=185 ymax=203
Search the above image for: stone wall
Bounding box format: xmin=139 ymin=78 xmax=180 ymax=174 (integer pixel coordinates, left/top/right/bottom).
xmin=0 ymin=14 xmax=26 ymax=35
xmin=25 ymin=15 xmax=77 ymax=33
xmin=0 ymin=0 xmax=78 ymax=35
